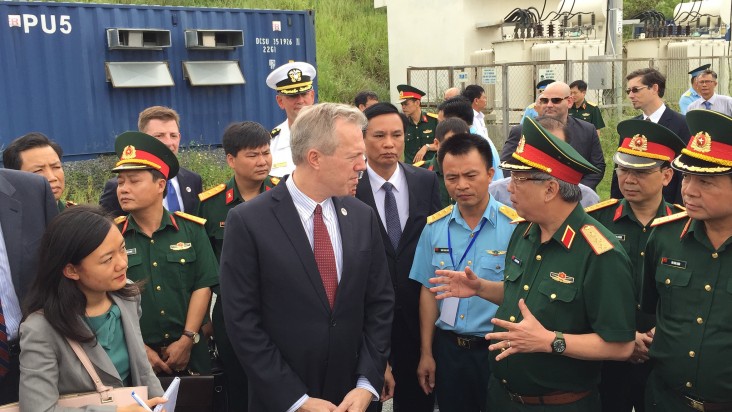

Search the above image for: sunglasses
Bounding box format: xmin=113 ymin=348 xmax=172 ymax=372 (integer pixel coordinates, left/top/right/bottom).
xmin=538 ymin=96 xmax=569 ymax=104
xmin=625 ymin=86 xmax=650 ymax=95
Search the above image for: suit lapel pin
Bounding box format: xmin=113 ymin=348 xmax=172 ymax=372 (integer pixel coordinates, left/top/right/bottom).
xmin=185 ymin=186 xmax=192 ymax=193
xmin=341 ymin=208 xmax=347 ymax=216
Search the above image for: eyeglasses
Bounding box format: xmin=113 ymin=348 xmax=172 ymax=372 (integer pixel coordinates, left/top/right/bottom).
xmin=698 ymin=80 xmax=717 ymax=85
xmin=538 ymin=96 xmax=569 ymax=104
xmin=625 ymin=86 xmax=650 ymax=95
xmin=615 ymin=167 xmax=662 ymax=178
xmin=510 ymin=174 xmax=551 ymax=184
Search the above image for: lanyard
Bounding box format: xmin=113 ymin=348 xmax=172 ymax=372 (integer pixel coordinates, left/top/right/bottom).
xmin=448 ymin=218 xmax=488 ymax=269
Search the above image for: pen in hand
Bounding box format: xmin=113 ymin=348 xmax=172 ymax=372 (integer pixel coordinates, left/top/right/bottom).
xmin=130 ymin=391 xmax=154 ymax=412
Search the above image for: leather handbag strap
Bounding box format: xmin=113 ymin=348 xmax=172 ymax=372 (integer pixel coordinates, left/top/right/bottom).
xmin=65 ymin=338 xmax=115 ymax=395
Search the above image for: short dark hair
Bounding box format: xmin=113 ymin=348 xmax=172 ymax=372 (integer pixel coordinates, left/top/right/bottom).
xmin=3 ymin=132 xmax=63 ymax=170
xmin=626 ymin=68 xmax=666 ymax=98
xmin=437 ymin=133 xmax=493 ymax=172
xmin=438 ymin=96 xmax=473 ymax=126
xmin=222 ymin=121 xmax=270 ymax=157
xmin=435 ymin=118 xmax=469 ymax=143
xmin=23 ymin=205 xmax=140 ymax=343
xmin=462 ymin=85 xmax=485 ymax=104
xmin=363 ymin=102 xmax=407 ymax=132
xmin=700 ymin=69 xmax=718 ymax=79
xmin=354 ymin=91 xmax=379 ymax=107
xmin=569 ymin=80 xmax=587 ymax=92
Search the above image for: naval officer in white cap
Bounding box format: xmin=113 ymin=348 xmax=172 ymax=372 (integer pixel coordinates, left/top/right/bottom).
xmin=266 ymin=61 xmax=317 ymax=177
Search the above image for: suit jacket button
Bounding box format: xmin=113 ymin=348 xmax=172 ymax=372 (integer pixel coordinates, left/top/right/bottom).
xmin=330 ymin=319 xmax=337 ymax=327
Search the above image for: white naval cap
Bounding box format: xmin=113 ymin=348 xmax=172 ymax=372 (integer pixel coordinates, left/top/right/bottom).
xmin=266 ymin=61 xmax=317 ymax=95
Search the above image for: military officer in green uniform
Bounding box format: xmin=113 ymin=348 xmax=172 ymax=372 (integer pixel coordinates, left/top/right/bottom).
xmin=427 ymin=117 xmax=637 ymax=410
xmin=2 ymin=132 xmax=76 ymax=212
xmin=642 ymin=109 xmax=732 ymax=411
xmin=112 ymin=131 xmax=218 ymax=376
xmin=586 ymin=119 xmax=686 ymax=412
xmin=414 ymin=118 xmax=470 ymax=207
xmin=398 ymin=84 xmax=438 ymax=163
xmin=569 ymin=79 xmax=605 ymax=133
xmin=678 ymin=64 xmax=709 ymax=115
xmin=196 ymin=121 xmax=278 ymax=411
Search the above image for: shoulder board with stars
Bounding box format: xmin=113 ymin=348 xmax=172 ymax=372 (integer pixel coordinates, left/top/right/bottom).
xmin=413 ymin=160 xmax=426 ymax=167
xmin=527 ymin=103 xmax=535 ymax=109
xmin=584 ymin=198 xmax=618 ymax=214
xmin=426 ymin=112 xmax=439 ymax=119
xmin=198 ymin=183 xmax=226 ymax=202
xmin=499 ymin=205 xmax=519 ymax=220
xmin=174 ymin=211 xmax=207 ymax=225
xmin=683 ymin=90 xmax=692 ymax=97
xmin=270 ymin=127 xmax=281 ymax=138
xmin=114 ymin=215 xmax=128 ymax=225
xmin=586 ymin=100 xmax=597 ymax=106
xmin=673 ymin=204 xmax=686 ymax=211
xmin=580 ymin=224 xmax=614 ymax=255
xmin=65 ymin=200 xmax=77 ymax=207
xmin=650 ymin=211 xmax=688 ymax=227
xmin=427 ymin=205 xmax=453 ymax=224
xmin=511 ymin=217 xmax=526 ymax=224
xmin=270 ymin=176 xmax=280 ymax=186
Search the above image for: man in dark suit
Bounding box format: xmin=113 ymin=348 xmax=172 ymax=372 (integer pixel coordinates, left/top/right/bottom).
xmin=0 ymin=169 xmax=58 ymax=405
xmin=220 ymin=103 xmax=394 ymax=412
xmin=501 ymin=81 xmax=606 ymax=190
xmin=610 ymin=68 xmax=691 ymax=204
xmin=355 ymin=103 xmax=440 ymax=411
xmin=99 ymin=106 xmax=203 ymax=216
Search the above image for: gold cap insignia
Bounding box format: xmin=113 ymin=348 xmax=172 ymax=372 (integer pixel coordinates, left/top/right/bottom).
xmin=516 ymin=136 xmax=526 ymax=154
xmin=628 ymin=134 xmax=648 ymax=152
xmin=288 ymin=68 xmax=302 ymax=83
xmin=121 ymin=145 xmax=136 ymax=160
xmin=691 ymin=131 xmax=712 ymax=153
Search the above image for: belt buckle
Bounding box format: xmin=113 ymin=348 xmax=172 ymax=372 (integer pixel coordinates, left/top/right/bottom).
xmin=508 ymin=392 xmax=525 ymax=404
xmin=456 ymin=336 xmax=470 ymax=349
xmin=686 ymin=396 xmax=705 ymax=412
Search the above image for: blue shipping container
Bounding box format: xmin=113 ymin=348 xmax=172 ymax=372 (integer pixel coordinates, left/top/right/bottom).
xmin=0 ymin=1 xmax=316 ymax=160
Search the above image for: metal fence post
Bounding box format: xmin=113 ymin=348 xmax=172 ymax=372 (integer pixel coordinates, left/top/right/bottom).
xmin=502 ymin=63 xmax=510 ymax=140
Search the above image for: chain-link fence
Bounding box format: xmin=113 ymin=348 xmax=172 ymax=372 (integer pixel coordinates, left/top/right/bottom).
xmin=407 ymin=56 xmax=731 ymax=147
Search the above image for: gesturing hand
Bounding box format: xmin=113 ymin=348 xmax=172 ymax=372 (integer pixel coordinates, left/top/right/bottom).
xmin=428 ymin=267 xmax=481 ymax=299
xmin=485 ymin=299 xmax=554 ymax=361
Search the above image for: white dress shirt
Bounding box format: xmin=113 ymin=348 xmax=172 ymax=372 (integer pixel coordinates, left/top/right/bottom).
xmin=366 ymin=163 xmax=409 ymax=231
xmin=644 ymin=104 xmax=667 ymax=123
xmin=687 ymin=93 xmax=732 ymax=116
xmin=472 ymin=109 xmax=489 ymax=139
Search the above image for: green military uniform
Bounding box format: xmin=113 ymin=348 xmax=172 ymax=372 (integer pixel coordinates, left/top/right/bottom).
xmin=110 ymin=131 xmax=219 ymax=374
xmin=405 ymin=111 xmax=438 ymax=162
xmin=57 ymin=199 xmax=76 ymax=212
xmin=589 ymin=118 xmax=686 ymax=412
xmin=641 ymin=109 xmax=732 ymax=411
xmin=397 ymin=84 xmax=438 ymax=162
xmin=569 ymin=100 xmax=605 ymax=130
xmin=587 ymin=198 xmax=683 ymax=307
xmin=490 ymin=117 xmax=636 ymax=410
xmin=197 ymin=175 xmax=280 ymax=260
xmin=117 ymin=210 xmax=219 ymax=373
xmin=414 ymin=158 xmax=451 ymax=208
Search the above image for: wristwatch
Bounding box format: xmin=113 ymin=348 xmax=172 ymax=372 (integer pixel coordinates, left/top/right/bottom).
xmin=182 ymin=330 xmax=200 ymax=344
xmin=551 ymin=331 xmax=566 ymax=354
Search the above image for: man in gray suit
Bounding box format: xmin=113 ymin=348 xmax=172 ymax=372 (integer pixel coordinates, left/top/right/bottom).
xmin=0 ymin=169 xmax=58 ymax=404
